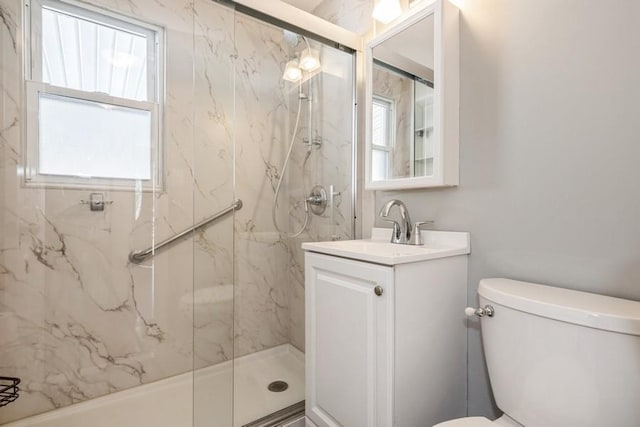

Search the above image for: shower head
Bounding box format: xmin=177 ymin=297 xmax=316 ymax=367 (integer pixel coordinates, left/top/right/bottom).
xmin=281 ymin=32 xmax=321 ymax=82
xmin=282 ymin=30 xmax=301 ymax=47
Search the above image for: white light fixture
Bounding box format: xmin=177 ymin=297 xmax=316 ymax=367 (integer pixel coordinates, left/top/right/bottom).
xmin=282 ymin=60 xmax=302 ymax=82
xmin=299 ymin=48 xmax=321 ymax=72
xmin=372 ymin=0 xmax=402 ymax=24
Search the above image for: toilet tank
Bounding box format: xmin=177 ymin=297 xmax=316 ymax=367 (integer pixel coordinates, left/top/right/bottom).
xmin=478 ymin=278 xmax=640 ymax=427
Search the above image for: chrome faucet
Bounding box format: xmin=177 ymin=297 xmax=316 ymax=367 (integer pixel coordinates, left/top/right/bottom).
xmin=379 ymin=199 xmax=412 ymax=244
xmin=378 ymin=199 xmax=433 ymax=245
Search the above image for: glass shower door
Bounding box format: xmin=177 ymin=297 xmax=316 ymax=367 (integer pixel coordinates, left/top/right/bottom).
xmin=191 ymin=2 xmax=355 ymax=426
xmin=192 ymin=1 xmax=237 ymax=427
xmin=1 ymin=0 xmax=206 ymax=425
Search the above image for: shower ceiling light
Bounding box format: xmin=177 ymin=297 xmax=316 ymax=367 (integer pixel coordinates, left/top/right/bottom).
xmin=282 ymin=60 xmax=302 ymax=82
xmin=299 ymin=48 xmax=321 ymax=72
xmin=372 ymin=0 xmax=402 ymax=24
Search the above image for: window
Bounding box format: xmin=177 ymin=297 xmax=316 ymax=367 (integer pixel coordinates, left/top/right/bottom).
xmin=24 ymin=0 xmax=164 ymax=190
xmin=371 ymin=95 xmax=394 ymax=181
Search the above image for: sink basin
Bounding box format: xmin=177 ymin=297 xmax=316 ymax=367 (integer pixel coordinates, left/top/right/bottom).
xmin=302 ymin=228 xmax=470 ymax=266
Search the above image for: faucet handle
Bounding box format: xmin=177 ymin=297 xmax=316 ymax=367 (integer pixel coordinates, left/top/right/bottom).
xmin=381 ymin=219 xmax=402 ymax=243
xmin=408 ymin=221 xmax=434 ymax=245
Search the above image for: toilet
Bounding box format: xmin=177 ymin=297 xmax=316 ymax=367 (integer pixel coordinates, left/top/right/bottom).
xmin=435 ymin=278 xmax=640 ymax=427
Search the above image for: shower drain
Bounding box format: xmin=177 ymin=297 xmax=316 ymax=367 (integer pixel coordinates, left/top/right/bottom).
xmin=267 ymin=380 xmax=289 ymax=392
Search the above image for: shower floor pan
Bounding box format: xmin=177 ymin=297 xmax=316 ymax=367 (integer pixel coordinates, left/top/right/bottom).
xmin=1 ymin=344 xmax=304 ymax=427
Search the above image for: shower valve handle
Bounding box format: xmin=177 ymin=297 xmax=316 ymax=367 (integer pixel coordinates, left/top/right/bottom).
xmin=306 ymin=195 xmax=324 ymax=206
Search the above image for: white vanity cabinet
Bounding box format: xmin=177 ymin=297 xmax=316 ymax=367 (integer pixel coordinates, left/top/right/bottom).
xmin=305 ymin=253 xmax=395 ymax=427
xmin=304 ymin=230 xmax=469 ymax=427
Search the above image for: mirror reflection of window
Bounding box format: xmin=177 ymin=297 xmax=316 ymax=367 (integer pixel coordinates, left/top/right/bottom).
xmin=372 ymin=96 xmax=394 ymax=181
xmin=369 ymin=11 xmax=436 ymax=183
xmin=372 ymin=61 xmax=431 ymax=180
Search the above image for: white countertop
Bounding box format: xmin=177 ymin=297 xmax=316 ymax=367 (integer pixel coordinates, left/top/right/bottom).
xmin=302 ymin=228 xmax=470 ymax=266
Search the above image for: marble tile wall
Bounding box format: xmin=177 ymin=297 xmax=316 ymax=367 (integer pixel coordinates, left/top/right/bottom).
xmin=0 ymin=0 xmax=354 ymax=423
xmin=0 ymin=0 xmax=214 ymax=423
xmin=282 ymin=0 xmax=374 ymax=35
xmin=285 ymin=43 xmax=355 ymax=351
xmin=231 ymin=13 xmax=293 ymax=358
xmin=230 ymin=14 xmax=354 ymax=356
xmin=192 ymin=0 xmax=236 ymax=371
xmin=311 ymin=0 xmax=374 ymax=35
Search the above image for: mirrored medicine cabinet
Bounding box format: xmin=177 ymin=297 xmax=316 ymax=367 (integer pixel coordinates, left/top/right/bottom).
xmin=365 ymin=0 xmax=459 ymax=190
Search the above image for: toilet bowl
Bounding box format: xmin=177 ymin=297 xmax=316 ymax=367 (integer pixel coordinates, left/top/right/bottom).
xmin=434 ymin=278 xmax=640 ymax=427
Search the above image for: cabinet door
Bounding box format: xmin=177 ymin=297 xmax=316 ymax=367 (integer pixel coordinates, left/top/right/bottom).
xmin=305 ymin=253 xmax=394 ymax=427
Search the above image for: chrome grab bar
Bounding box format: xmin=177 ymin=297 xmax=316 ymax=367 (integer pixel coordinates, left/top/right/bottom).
xmin=128 ymin=199 xmax=243 ymax=264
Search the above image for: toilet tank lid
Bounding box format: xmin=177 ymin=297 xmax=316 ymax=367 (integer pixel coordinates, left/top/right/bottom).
xmin=479 ymin=278 xmax=640 ymax=336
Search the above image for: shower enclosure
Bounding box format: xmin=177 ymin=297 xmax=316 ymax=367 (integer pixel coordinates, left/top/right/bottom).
xmin=0 ymin=0 xmax=355 ymax=425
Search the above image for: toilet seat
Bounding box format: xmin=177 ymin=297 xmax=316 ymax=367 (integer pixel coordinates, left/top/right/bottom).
xmin=434 ymin=415 xmax=523 ymax=427
xmin=434 ymin=417 xmax=495 ymax=427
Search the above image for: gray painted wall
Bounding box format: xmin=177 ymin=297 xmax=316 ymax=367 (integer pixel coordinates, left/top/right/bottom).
xmin=373 ymin=0 xmax=640 ymax=417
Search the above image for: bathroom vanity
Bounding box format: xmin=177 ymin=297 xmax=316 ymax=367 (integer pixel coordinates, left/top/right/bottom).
xmin=303 ymin=228 xmax=470 ymax=427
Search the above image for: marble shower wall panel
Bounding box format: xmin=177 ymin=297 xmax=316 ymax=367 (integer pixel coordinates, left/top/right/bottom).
xmin=192 ymin=0 xmax=236 ymax=369
xmin=287 ymin=235 xmax=307 ymax=352
xmin=282 ymin=0 xmax=374 ymax=35
xmin=234 ymin=232 xmax=289 ymax=356
xmin=285 ymin=46 xmax=354 ymax=242
xmin=285 ymin=44 xmax=354 ymax=352
xmin=312 ymin=0 xmax=374 ymax=35
xmin=0 ymin=0 xmax=204 ymax=423
xmin=233 ymin=14 xmax=293 ymax=357
xmin=314 ymin=48 xmax=355 ymax=241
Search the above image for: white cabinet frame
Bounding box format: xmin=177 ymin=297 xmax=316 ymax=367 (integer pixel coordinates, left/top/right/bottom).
xmin=365 ymin=0 xmax=459 ymax=190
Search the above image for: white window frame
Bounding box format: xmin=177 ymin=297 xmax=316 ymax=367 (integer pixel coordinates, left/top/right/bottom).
xmin=23 ymin=0 xmax=165 ymax=191
xmin=372 ymin=95 xmax=395 ymax=180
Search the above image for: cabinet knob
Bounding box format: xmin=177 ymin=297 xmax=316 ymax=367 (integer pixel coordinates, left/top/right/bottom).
xmin=374 ymin=286 xmax=384 ymax=296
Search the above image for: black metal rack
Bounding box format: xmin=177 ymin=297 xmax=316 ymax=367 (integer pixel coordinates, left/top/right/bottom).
xmin=0 ymin=377 xmax=20 ymax=407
